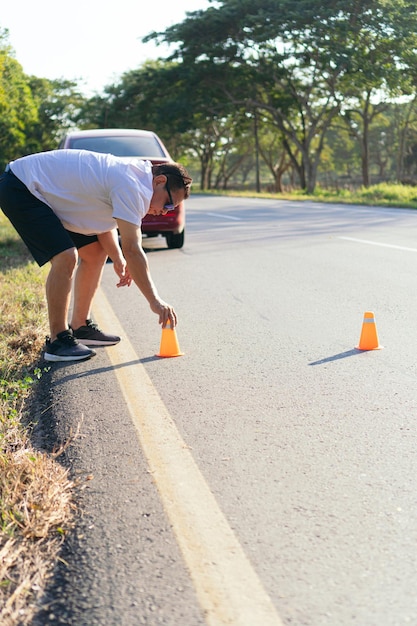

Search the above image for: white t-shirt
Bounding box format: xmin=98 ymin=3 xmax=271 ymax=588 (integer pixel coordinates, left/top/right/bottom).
xmin=9 ymin=149 xmax=153 ymax=235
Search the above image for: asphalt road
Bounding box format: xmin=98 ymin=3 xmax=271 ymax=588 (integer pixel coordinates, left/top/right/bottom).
xmin=33 ymin=194 xmax=417 ymax=626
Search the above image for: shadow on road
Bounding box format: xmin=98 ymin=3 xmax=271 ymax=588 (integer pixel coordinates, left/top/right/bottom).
xmin=309 ymin=348 xmax=367 ymax=365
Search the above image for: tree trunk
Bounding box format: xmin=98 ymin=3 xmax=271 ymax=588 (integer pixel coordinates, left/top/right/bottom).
xmin=360 ymin=95 xmax=371 ymax=187
xmin=361 ymin=115 xmax=370 ymax=187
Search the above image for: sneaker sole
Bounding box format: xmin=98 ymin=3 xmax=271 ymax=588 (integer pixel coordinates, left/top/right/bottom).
xmin=44 ymin=351 xmax=96 ymax=362
xmin=75 ymin=338 xmax=120 ymax=346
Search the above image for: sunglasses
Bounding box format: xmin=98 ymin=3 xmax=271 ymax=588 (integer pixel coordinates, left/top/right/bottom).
xmin=164 ymin=179 xmax=176 ymax=211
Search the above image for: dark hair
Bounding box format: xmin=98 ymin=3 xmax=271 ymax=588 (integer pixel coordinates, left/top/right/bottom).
xmin=152 ymin=162 xmax=192 ymax=199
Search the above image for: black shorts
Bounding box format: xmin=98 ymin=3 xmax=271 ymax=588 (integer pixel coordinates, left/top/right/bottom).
xmin=0 ymin=169 xmax=98 ymax=266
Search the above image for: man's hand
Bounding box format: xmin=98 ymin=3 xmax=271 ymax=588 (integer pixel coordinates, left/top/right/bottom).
xmin=113 ymin=258 xmax=132 ymax=287
xmin=96 ymin=230 xmax=132 ymax=288
xmin=150 ymin=298 xmax=178 ymax=327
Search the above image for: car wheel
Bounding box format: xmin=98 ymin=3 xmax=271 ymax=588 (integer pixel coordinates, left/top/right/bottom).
xmin=165 ymin=230 xmax=184 ymax=249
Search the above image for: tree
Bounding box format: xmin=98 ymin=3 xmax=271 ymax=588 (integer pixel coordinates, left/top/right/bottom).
xmin=25 ymin=77 xmax=86 ymax=152
xmin=145 ymin=0 xmax=349 ymax=192
xmin=256 ymin=119 xmax=295 ymax=192
xmin=336 ymin=0 xmax=417 ymax=186
xmin=320 ymin=122 xmax=361 ymax=188
xmin=79 ymin=60 xmax=247 ymax=189
xmin=390 ymin=97 xmax=417 ymax=182
xmin=145 ymin=0 xmax=417 ymax=192
xmin=0 ymin=30 xmax=85 ymax=162
xmin=0 ymin=29 xmax=38 ymax=166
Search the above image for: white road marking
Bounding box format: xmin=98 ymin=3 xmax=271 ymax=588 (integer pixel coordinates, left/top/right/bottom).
xmin=206 ymin=212 xmax=242 ymax=221
xmin=339 ymin=236 xmax=417 ymax=253
xmin=93 ymin=287 xmax=284 ymax=626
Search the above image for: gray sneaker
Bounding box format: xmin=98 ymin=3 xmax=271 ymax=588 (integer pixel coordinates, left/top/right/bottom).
xmin=72 ymin=319 xmax=121 ymax=346
xmin=44 ymin=330 xmax=96 ymax=362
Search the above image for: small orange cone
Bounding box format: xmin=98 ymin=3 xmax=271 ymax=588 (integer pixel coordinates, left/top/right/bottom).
xmin=356 ymin=311 xmax=383 ymax=350
xmin=156 ymin=320 xmax=184 ymax=358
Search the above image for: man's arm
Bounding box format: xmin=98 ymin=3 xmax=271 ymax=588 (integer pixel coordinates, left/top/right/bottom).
xmin=116 ymin=218 xmax=177 ymax=327
xmin=97 ymin=229 xmax=132 ymax=287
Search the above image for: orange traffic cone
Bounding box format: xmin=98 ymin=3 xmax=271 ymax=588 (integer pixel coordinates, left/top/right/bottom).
xmin=356 ymin=311 xmax=383 ymax=350
xmin=156 ymin=320 xmax=184 ymax=358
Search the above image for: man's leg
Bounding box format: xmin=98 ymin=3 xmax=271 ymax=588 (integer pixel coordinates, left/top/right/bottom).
xmin=70 ymin=241 xmax=107 ymax=330
xmin=46 ymin=247 xmax=79 ymax=341
xmin=44 ymin=246 xmax=96 ymax=362
xmin=70 ymin=241 xmax=121 ymax=346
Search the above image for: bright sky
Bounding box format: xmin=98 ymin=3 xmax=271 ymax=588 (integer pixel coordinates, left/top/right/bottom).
xmin=1 ymin=0 xmax=211 ymax=96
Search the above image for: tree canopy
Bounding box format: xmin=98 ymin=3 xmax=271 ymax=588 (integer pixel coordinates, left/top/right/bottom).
xmin=2 ymin=2 xmax=417 ymax=191
xmin=144 ymin=0 xmax=417 ymax=190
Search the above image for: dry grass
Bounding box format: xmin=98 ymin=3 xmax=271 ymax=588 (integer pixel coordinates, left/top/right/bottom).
xmin=0 ymin=215 xmax=75 ymax=625
xmin=0 ymin=440 xmax=74 ymax=625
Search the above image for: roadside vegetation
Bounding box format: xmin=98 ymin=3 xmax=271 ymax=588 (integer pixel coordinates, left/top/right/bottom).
xmin=301 ymin=183 xmax=417 ymax=209
xmin=0 ymin=213 xmax=74 ymax=626
xmin=206 ymin=182 xmax=417 ymax=210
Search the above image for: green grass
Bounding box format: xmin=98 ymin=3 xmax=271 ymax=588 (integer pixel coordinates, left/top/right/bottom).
xmin=201 ymin=182 xmax=417 ymax=209
xmin=310 ymin=182 xmax=417 ymax=208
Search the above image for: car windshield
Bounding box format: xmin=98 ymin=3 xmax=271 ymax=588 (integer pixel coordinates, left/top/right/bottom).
xmin=68 ymin=135 xmax=167 ymax=158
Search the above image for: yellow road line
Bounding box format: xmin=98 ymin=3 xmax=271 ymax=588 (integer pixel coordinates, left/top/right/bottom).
xmin=94 ymin=287 xmax=284 ymax=626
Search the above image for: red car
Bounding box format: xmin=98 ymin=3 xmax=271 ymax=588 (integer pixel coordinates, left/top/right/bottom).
xmin=58 ymin=128 xmax=185 ymax=248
